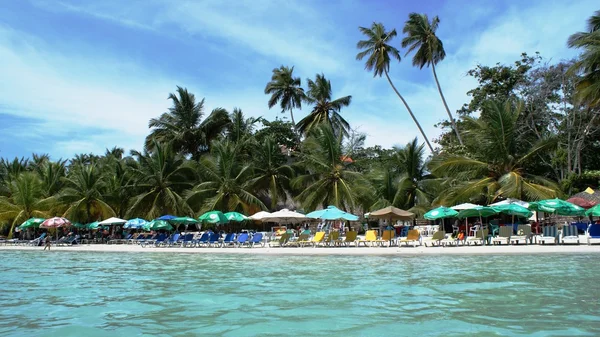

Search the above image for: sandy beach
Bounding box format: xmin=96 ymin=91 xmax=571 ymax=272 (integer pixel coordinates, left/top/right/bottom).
xmin=2 ymin=243 xmax=600 ymax=255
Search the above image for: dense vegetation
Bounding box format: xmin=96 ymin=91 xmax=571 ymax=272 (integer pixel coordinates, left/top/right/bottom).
xmin=1 ymin=11 xmax=599 ymax=237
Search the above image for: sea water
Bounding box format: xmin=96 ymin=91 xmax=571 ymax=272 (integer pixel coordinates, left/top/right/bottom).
xmin=0 ymin=251 xmax=599 ymax=336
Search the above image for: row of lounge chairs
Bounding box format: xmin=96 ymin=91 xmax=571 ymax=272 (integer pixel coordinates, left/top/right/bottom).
xmin=134 ymin=232 xmax=265 ymax=248
xmin=0 ymin=233 xmax=79 ymax=246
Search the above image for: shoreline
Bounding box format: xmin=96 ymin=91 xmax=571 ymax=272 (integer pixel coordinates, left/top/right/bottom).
xmin=2 ymin=244 xmax=600 ymax=256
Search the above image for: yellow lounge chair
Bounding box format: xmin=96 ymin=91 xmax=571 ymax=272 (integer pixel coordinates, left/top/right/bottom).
xmin=287 ymin=234 xmax=309 ymax=247
xmin=398 ymin=229 xmax=421 ymax=247
xmin=357 ymin=230 xmax=378 ymax=247
xmin=340 ymin=231 xmax=357 ymax=246
xmin=325 ymin=231 xmax=340 ymax=246
xmin=269 ymin=233 xmax=291 ymax=247
xmin=299 ymin=232 xmax=325 ymax=247
xmin=379 ymin=230 xmax=395 ymax=247
xmin=424 ymin=231 xmax=446 ymax=247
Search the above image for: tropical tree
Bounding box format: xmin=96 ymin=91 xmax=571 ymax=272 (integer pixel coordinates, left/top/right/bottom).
xmin=296 ymin=74 xmax=352 ymax=138
xmin=58 ymin=164 xmax=115 ymax=223
xmin=0 ymin=173 xmax=52 ymax=238
xmin=568 ymin=10 xmax=600 ymax=106
xmin=292 ymin=124 xmax=371 ymax=211
xmin=250 ymin=136 xmax=295 ymax=210
xmin=356 ymin=22 xmax=434 ymax=152
xmin=187 ymin=140 xmax=266 ymax=213
xmin=401 ymin=13 xmax=463 ymax=146
xmin=146 ymin=86 xmax=231 ymax=159
xmin=264 ymin=65 xmax=305 ymax=128
xmin=430 ymin=100 xmax=561 ymax=204
xmin=127 ymin=142 xmax=195 ymax=219
xmin=227 ymin=108 xmax=261 ymax=144
xmin=103 ymin=159 xmax=132 ymax=218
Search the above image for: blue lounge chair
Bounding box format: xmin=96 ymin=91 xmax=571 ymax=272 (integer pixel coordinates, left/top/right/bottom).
xmin=142 ymin=233 xmax=165 ymax=247
xmin=538 ymin=225 xmax=558 ymax=245
xmin=220 ymin=233 xmax=236 ymax=247
xmin=207 ymin=232 xmax=221 ymax=247
xmin=561 ymin=225 xmax=580 ymax=244
xmin=235 ymin=233 xmax=249 ymax=247
xmin=29 ymin=233 xmax=46 ymax=246
xmin=136 ymin=234 xmax=152 ymax=245
xmin=193 ymin=232 xmax=210 ymax=247
xmin=164 ymin=233 xmax=181 ymax=247
xmin=587 ymin=224 xmax=600 ymax=245
xmin=179 ymin=233 xmax=194 ymax=247
xmin=248 ymin=232 xmax=264 ymax=247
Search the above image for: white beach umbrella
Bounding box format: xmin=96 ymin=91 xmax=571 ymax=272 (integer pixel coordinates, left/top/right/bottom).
xmin=262 ymin=209 xmax=306 ymax=224
xmin=249 ymin=211 xmax=272 ymax=221
xmin=489 ymin=198 xmax=530 ymax=208
xmin=98 ymin=217 xmax=127 ymax=225
xmin=451 ymin=203 xmax=481 ymax=210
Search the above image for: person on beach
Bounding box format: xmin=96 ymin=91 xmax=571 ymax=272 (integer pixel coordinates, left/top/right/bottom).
xmin=43 ymin=235 xmax=51 ymax=251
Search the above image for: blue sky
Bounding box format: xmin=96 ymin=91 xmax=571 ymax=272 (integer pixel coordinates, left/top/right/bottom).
xmin=0 ymin=0 xmax=597 ymax=159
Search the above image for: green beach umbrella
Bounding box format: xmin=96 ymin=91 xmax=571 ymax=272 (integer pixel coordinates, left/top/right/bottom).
xmin=144 ymin=220 xmax=173 ymax=231
xmin=18 ymin=218 xmax=45 ymax=230
xmin=224 ymin=212 xmax=248 ymax=222
xmin=585 ymin=204 xmax=600 ymax=217
xmin=457 ymin=206 xmax=498 ymax=219
xmin=529 ymin=199 xmax=585 ymax=216
xmin=87 ymin=221 xmax=100 ymax=230
xmin=492 ymin=204 xmax=533 ymax=218
xmin=73 ymin=222 xmax=88 ymax=229
xmin=424 ymin=207 xmax=458 ymax=220
xmin=171 ymin=216 xmax=199 ymax=224
xmin=198 ymin=211 xmax=229 ymax=224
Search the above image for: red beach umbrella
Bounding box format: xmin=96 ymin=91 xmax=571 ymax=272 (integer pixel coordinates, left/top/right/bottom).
xmin=566 ymin=197 xmax=596 ymax=209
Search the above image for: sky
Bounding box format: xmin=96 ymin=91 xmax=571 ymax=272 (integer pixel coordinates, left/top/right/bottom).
xmin=0 ymin=0 xmax=597 ymax=159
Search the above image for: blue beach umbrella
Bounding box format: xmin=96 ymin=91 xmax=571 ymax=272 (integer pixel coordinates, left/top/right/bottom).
xmin=306 ymin=206 xmax=359 ymax=221
xmin=156 ymin=215 xmax=177 ymax=221
xmin=124 ymin=218 xmax=148 ymax=229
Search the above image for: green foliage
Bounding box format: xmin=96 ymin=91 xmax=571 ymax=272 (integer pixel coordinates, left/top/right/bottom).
xmin=255 ymin=119 xmax=299 ymax=150
xmin=265 ymin=65 xmax=305 ymax=126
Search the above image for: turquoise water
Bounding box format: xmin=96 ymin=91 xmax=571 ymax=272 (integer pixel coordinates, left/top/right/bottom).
xmin=1 ymin=252 xmax=599 ymax=336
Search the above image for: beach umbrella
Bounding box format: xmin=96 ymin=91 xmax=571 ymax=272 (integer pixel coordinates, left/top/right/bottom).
xmin=529 ymin=199 xmax=585 ymax=216
xmin=98 ymin=217 xmax=127 ymax=225
xmin=585 ymin=204 xmax=600 ymax=217
xmin=72 ymin=222 xmax=88 ymax=229
xmin=198 ymin=211 xmax=229 ymax=224
xmin=424 ymin=207 xmax=458 ymax=220
xmin=144 ymin=220 xmax=173 ymax=231
xmin=489 ymin=198 xmax=530 ymax=208
xmin=171 ymin=216 xmax=199 ymax=224
xmin=492 ymin=204 xmax=533 ymax=218
xmin=41 ymin=217 xmax=71 ymax=228
xmin=456 ymin=206 xmax=498 ymax=219
xmin=451 ymin=203 xmax=481 ymax=210
xmin=124 ymin=218 xmax=148 ymax=229
xmin=306 ymin=206 xmax=358 ymax=221
xmin=262 ymin=209 xmax=306 ymax=224
xmin=156 ymin=215 xmax=177 ymax=221
xmin=18 ymin=218 xmax=45 ymax=230
xmin=224 ymin=212 xmax=249 ymax=222
xmin=566 ymin=197 xmax=596 ymax=209
xmin=368 ymin=206 xmax=414 ymax=244
xmin=249 ymin=211 xmax=272 ymax=221
xmin=568 ymin=187 xmax=600 ymax=207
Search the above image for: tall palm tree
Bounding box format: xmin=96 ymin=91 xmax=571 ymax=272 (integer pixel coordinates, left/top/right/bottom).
xmin=356 ymin=22 xmax=434 ymax=152
xmin=402 ymin=13 xmax=463 ymax=146
xmin=227 ymin=108 xmax=261 ymax=144
xmin=296 ymin=74 xmax=352 ymax=138
xmin=36 ymin=160 xmax=67 ymax=198
xmin=430 ymin=100 xmax=560 ymax=205
xmin=103 ymin=159 xmax=132 ymax=218
xmin=292 ymin=124 xmax=372 ymax=211
xmin=146 ymin=86 xmax=231 ymax=159
xmin=250 ymin=136 xmax=295 ymax=210
xmin=0 ymin=173 xmax=52 ymax=238
xmin=568 ymin=11 xmax=600 ymax=106
xmin=127 ymin=142 xmax=195 ymax=219
xmin=58 ymin=164 xmax=115 ymax=223
xmin=187 ymin=140 xmax=266 ymax=213
xmin=264 ymin=65 xmax=305 ymax=128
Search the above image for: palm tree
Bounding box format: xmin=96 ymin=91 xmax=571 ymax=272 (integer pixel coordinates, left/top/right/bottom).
xmin=227 ymin=108 xmax=261 ymax=144
xmin=296 ymin=74 xmax=352 ymax=138
xmin=58 ymin=164 xmax=115 ymax=223
xmin=356 ymin=22 xmax=434 ymax=152
xmin=264 ymin=65 xmax=305 ymax=128
xmin=250 ymin=136 xmax=295 ymax=210
xmin=187 ymin=140 xmax=266 ymax=213
xmin=430 ymin=100 xmax=560 ymax=204
xmin=103 ymin=159 xmax=132 ymax=218
xmin=568 ymin=11 xmax=600 ymax=106
xmin=36 ymin=160 xmax=67 ymax=198
xmin=146 ymin=86 xmax=231 ymax=159
xmin=0 ymin=173 xmax=52 ymax=238
xmin=292 ymin=124 xmax=371 ymax=211
xmin=402 ymin=13 xmax=463 ymax=146
xmin=127 ymin=142 xmax=195 ymax=219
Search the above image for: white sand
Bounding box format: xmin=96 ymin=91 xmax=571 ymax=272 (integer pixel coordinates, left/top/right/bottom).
xmin=2 ymin=243 xmax=600 ymax=255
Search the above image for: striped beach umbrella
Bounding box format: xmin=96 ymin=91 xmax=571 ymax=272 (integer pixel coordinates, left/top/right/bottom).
xmin=41 ymin=217 xmax=71 ymax=228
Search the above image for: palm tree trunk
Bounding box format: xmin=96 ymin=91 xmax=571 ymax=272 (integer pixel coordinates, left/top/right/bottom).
xmin=432 ymin=63 xmax=463 ymax=146
xmin=384 ymin=70 xmax=434 ymax=152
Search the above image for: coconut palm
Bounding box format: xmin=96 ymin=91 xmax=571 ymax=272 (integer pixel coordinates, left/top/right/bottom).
xmin=264 ymin=65 xmax=305 ymax=128
xmin=356 ymin=22 xmax=434 ymax=152
xmin=103 ymin=159 xmax=133 ymax=218
xmin=296 ymin=74 xmax=352 ymax=138
xmin=187 ymin=140 xmax=266 ymax=213
xmin=127 ymin=142 xmax=195 ymax=219
xmin=249 ymin=136 xmax=295 ymax=210
xmin=430 ymin=100 xmax=560 ymax=204
xmin=568 ymin=11 xmax=600 ymax=106
xmin=227 ymin=108 xmax=261 ymax=144
xmin=58 ymin=164 xmax=115 ymax=223
xmin=402 ymin=13 xmax=463 ymax=145
xmin=0 ymin=173 xmax=52 ymax=238
xmin=146 ymin=86 xmax=231 ymax=159
xmin=292 ymin=124 xmax=372 ymax=211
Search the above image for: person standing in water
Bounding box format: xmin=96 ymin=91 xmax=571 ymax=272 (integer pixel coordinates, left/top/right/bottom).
xmin=43 ymin=235 xmax=51 ymax=251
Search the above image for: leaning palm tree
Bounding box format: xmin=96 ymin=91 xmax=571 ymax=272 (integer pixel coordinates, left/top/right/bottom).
xmin=58 ymin=164 xmax=115 ymax=223
xmin=127 ymin=142 xmax=195 ymax=219
xmin=430 ymin=100 xmax=560 ymax=205
xmin=402 ymin=13 xmax=463 ymax=145
xmin=568 ymin=11 xmax=600 ymax=106
xmin=264 ymin=65 xmax=305 ymax=128
xmin=187 ymin=140 xmax=266 ymax=213
xmin=146 ymin=86 xmax=231 ymax=159
xmin=0 ymin=173 xmax=52 ymax=238
xmin=296 ymin=74 xmax=352 ymax=138
xmin=292 ymin=124 xmax=372 ymax=211
xmin=356 ymin=22 xmax=434 ymax=152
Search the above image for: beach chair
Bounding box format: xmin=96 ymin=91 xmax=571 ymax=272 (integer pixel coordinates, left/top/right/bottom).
xmin=357 ymin=230 xmax=378 ymax=247
xmin=299 ymin=232 xmax=325 ymax=247
xmin=587 ymin=224 xmax=600 ymax=245
xmin=561 ymin=225 xmax=580 ymax=244
xmin=109 ymin=234 xmax=132 ymax=245
xmin=142 ymin=233 xmax=165 ymax=247
xmin=163 ymin=233 xmax=180 ymax=247
xmin=466 ymin=229 xmax=488 ymax=245
xmin=192 ymin=232 xmax=210 ymax=247
xmin=126 ymin=233 xmax=141 ymax=244
xmin=136 ymin=234 xmax=153 ymax=245
xmin=442 ymin=232 xmax=464 ymax=246
xmin=510 ymin=225 xmax=531 ymax=245
xmin=398 ymin=229 xmax=421 ymax=247
xmin=325 ymin=231 xmax=340 ymax=247
xmin=177 ymin=233 xmax=194 ymax=247
xmin=235 ymin=233 xmax=249 ymax=247
xmin=28 ymin=233 xmax=46 ymax=246
xmin=379 ymin=230 xmax=395 ymax=247
xmin=286 ymin=233 xmax=308 ymax=247
xmin=424 ymin=231 xmax=446 ymax=247
xmin=248 ymin=233 xmax=264 ymax=247
xmin=492 ymin=226 xmax=512 ymax=245
xmin=339 ymin=231 xmax=358 ymax=247
xmin=538 ymin=225 xmax=558 ymax=245
xmin=207 ymin=232 xmax=221 ymax=247
xmin=220 ymin=233 xmax=236 ymax=247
